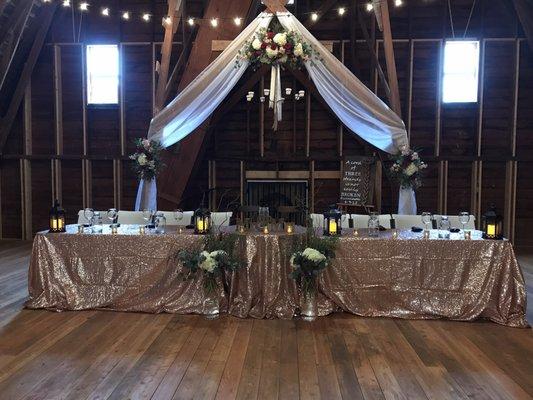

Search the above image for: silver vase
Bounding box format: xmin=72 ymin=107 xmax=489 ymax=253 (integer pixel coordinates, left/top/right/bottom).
xmin=300 ymin=290 xmax=317 ymax=322
xmin=203 ymin=294 xmax=220 ymax=320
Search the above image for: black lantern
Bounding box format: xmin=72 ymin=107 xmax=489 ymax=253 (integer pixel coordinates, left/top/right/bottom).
xmin=323 ymin=204 xmax=342 ymax=236
xmin=193 ymin=205 xmax=211 ymax=235
xmin=49 ymin=199 xmax=66 ymax=233
xmin=482 ymin=205 xmax=503 ymax=240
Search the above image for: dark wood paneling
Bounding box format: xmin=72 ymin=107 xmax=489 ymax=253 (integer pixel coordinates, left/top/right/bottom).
xmin=515 ymin=162 xmax=533 ymax=247
xmin=481 ymin=161 xmax=506 ymax=214
xmin=0 ymin=161 xmax=22 ymax=238
xmin=121 ymin=161 xmax=138 ymax=211
xmin=61 ymin=160 xmax=83 ymax=224
xmin=415 ymin=161 xmax=439 ymax=213
xmin=31 ymin=160 xmax=52 ymax=234
xmin=447 ymin=161 xmax=472 ymax=215
xmin=91 ymin=160 xmax=114 ymax=210
xmin=61 ymin=45 xmax=84 ymax=155
xmin=516 ymin=40 xmax=533 ymax=159
xmin=31 ymin=46 xmax=55 ymax=155
xmin=87 ymin=108 xmax=120 ymax=155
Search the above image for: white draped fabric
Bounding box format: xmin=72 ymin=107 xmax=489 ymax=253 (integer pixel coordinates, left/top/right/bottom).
xmin=137 ymin=10 xmax=416 ymax=214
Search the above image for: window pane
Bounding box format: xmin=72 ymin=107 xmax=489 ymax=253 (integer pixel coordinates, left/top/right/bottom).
xmin=442 ymin=40 xmax=479 ymax=103
xmin=86 ymin=44 xmax=119 ymax=104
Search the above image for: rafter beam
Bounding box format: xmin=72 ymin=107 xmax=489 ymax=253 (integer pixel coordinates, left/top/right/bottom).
xmin=512 ymin=0 xmax=533 ymax=51
xmin=154 ymin=0 xmax=182 ymax=113
xmin=0 ymin=2 xmax=57 ymax=154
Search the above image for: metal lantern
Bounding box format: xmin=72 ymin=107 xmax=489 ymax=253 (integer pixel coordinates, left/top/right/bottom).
xmin=482 ymin=205 xmax=503 ymax=240
xmin=193 ymin=206 xmax=211 ymax=235
xmin=323 ymin=204 xmax=342 ymax=236
xmin=49 ymin=199 xmax=66 ymax=233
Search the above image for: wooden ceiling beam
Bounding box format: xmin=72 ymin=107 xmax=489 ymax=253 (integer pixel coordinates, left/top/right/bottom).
xmin=0 ymin=2 xmax=57 ymax=154
xmin=154 ymin=0 xmax=182 ymax=113
xmin=512 ymin=0 xmax=533 ymax=51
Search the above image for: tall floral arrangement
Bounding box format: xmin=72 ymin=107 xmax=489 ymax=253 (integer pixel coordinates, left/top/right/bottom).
xmin=177 ymin=232 xmax=240 ymax=294
xmin=238 ymin=26 xmax=315 ymax=69
xmin=388 ymin=146 xmax=427 ymax=189
xmin=129 ymin=138 xmax=163 ymax=180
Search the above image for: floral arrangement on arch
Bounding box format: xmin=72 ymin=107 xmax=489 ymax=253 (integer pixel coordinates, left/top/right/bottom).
xmin=129 ymin=138 xmax=164 ymax=181
xmin=388 ymin=145 xmax=427 ymax=190
xmin=290 ymin=227 xmax=338 ymax=294
xmin=238 ymin=26 xmax=315 ymax=69
xmin=177 ymin=232 xmax=240 ymax=294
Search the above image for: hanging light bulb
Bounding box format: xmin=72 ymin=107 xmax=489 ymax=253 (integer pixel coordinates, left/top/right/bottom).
xmin=210 ymin=18 xmax=218 ymax=27
xmin=101 ymin=7 xmax=110 ymax=16
xmin=311 ymin=12 xmax=318 ymax=22
xmin=42 ymin=0 xmax=52 ymax=3
xmin=234 ymin=17 xmax=242 ymax=26
xmin=62 ymin=0 xmax=71 ymax=7
xmin=122 ymin=11 xmax=130 ymax=20
xmin=163 ymin=15 xmax=172 ymax=25
xmin=394 ymin=0 xmax=403 ymax=6
xmin=187 ymin=17 xmax=195 ymax=26
xmin=79 ymin=2 xmax=89 ymax=11
xmin=285 ymin=88 xmax=292 ymax=95
xmin=142 ymin=13 xmax=151 ymax=22
xmin=366 ymin=3 xmax=374 ymax=12
xmin=338 ymin=7 xmax=346 ymax=16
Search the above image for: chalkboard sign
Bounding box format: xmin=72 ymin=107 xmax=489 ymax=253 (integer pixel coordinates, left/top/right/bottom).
xmin=339 ymin=156 xmax=376 ymax=206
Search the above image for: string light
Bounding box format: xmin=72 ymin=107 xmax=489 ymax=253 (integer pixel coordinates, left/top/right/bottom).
xmin=122 ymin=11 xmax=130 ymax=20
xmin=210 ymin=18 xmax=218 ymax=27
xmin=142 ymin=13 xmax=151 ymax=22
xmin=366 ymin=3 xmax=374 ymax=11
xmin=101 ymin=7 xmax=109 ymax=16
xmin=187 ymin=17 xmax=195 ymax=26
xmin=233 ymin=17 xmax=242 ymax=26
xmin=338 ymin=7 xmax=346 ymax=16
xmin=62 ymin=0 xmax=70 ymax=7
xmin=395 ymin=0 xmax=403 ymax=6
xmin=79 ymin=2 xmax=89 ymax=11
xmin=311 ymin=12 xmax=318 ymax=22
xmin=42 ymin=0 xmax=52 ymax=3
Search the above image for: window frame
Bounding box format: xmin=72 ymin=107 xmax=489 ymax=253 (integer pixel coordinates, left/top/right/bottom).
xmin=85 ymin=44 xmax=120 ymax=107
xmin=441 ymin=39 xmax=481 ymax=104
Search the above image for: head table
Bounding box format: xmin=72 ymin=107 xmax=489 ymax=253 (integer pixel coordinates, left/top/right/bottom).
xmin=26 ymin=225 xmax=528 ymax=327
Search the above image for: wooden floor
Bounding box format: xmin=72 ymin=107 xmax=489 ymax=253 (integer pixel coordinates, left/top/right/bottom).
xmin=0 ymin=241 xmax=532 ymax=400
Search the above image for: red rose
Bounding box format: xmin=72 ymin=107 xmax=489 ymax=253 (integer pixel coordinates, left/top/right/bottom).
xmin=261 ymin=42 xmax=267 ymax=49
xmin=255 ymin=50 xmax=262 ymax=56
xmin=267 ymin=31 xmax=274 ymax=39
xmin=270 ymin=44 xmax=277 ymax=50
xmin=284 ymin=43 xmax=292 ymax=50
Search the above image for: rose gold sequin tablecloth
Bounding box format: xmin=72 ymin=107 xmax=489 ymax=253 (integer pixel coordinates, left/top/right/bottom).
xmin=26 ymin=226 xmax=528 ymax=327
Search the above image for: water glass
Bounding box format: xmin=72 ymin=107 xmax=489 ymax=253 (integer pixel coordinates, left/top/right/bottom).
xmin=173 ymin=209 xmax=184 ymax=225
xmin=107 ymin=208 xmax=118 ymax=226
xmin=142 ymin=209 xmax=154 ymax=226
xmin=459 ymin=212 xmax=470 ymax=237
xmin=367 ymin=212 xmax=379 ymax=237
xmin=91 ymin=211 xmax=103 ymax=233
xmin=154 ymin=212 xmax=166 ymax=234
xmin=439 ymin=215 xmax=451 ymax=239
xmin=421 ymin=212 xmax=432 ymax=231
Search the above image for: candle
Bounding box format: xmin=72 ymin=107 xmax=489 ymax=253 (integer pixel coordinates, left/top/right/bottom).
xmin=77 ymin=225 xmax=84 ymax=234
xmin=423 ymin=230 xmax=430 ymax=239
xmin=238 ymin=225 xmax=245 ymax=234
xmin=197 ymin=219 xmax=205 ymax=233
xmin=58 ymin=219 xmax=64 ymax=230
xmin=111 ymin=226 xmax=118 ymax=234
xmin=353 ymin=229 xmax=359 ymax=237
xmin=51 ymin=219 xmax=58 ymax=230
xmin=263 ymin=225 xmax=269 ymax=235
xmin=285 ymin=223 xmax=294 ymax=234
xmin=139 ymin=226 xmax=146 ymax=235
xmin=177 ymin=226 xmax=183 ymax=234
xmin=328 ymin=220 xmax=337 ymax=235
xmin=487 ymin=224 xmax=496 ymax=237
xmin=392 ymin=230 xmax=398 ymax=239
xmin=464 ymin=230 xmax=471 ymax=240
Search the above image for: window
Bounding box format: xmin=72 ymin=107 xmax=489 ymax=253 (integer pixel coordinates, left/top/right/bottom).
xmin=442 ymin=40 xmax=480 ymax=103
xmin=86 ymin=44 xmax=119 ymax=105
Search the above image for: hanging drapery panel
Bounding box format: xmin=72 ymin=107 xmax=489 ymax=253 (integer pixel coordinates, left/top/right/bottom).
xmin=277 ymin=12 xmax=408 ymax=155
xmin=147 ymin=13 xmax=273 ymax=146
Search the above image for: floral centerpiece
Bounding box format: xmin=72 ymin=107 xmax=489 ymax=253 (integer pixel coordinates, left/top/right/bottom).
xmin=388 ymin=145 xmax=427 ymax=189
xmin=290 ymin=247 xmax=329 ymax=294
xmin=177 ymin=232 xmax=240 ymax=294
xmin=129 ymin=138 xmax=164 ymax=180
xmin=237 ymin=26 xmax=315 ymax=69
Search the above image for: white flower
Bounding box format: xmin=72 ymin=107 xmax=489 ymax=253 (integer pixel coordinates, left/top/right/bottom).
xmin=405 ymin=163 xmax=419 ymax=177
xmin=279 ymin=46 xmax=286 ymax=54
xmin=137 ymin=154 xmax=147 ymax=166
xmin=294 ymin=43 xmax=303 ymax=57
xmin=419 ymin=162 xmax=428 ymax=169
xmin=266 ymin=46 xmax=278 ymax=58
xmin=273 ymin=32 xmax=287 ymax=46
xmin=290 ymin=254 xmax=297 ymax=269
xmin=199 ymin=251 xmax=217 ymax=273
xmin=209 ymin=250 xmax=227 ymax=258
xmin=411 ymin=152 xmax=419 ymax=161
xmin=400 ymin=145 xmax=410 ymax=156
xmin=252 ymin=38 xmax=262 ymax=50
xmin=302 ymin=248 xmax=326 ymax=263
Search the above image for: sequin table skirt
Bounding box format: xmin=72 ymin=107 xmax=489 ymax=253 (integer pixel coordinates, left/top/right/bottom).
xmin=26 ymin=227 xmax=528 ymax=327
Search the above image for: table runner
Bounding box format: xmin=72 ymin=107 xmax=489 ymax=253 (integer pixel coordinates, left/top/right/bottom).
xmin=26 ymin=226 xmax=528 ymax=327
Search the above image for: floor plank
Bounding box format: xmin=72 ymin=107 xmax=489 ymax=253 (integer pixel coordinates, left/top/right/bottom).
xmin=0 ymin=241 xmax=531 ymax=400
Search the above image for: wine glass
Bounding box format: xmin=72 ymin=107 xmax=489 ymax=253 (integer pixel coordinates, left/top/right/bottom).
xmin=154 ymin=212 xmax=166 ymax=234
xmin=367 ymin=212 xmax=379 ymax=237
xmin=142 ymin=209 xmax=154 ymax=226
xmin=83 ymin=208 xmax=94 ymax=226
xmin=173 ymin=209 xmax=184 ymax=225
xmin=421 ymin=212 xmax=432 ymax=231
xmin=439 ymin=216 xmax=451 ymax=239
xmin=459 ymin=212 xmax=470 ymax=238
xmin=107 ymin=208 xmax=118 ymax=226
xmin=92 ymin=211 xmax=103 ymax=233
